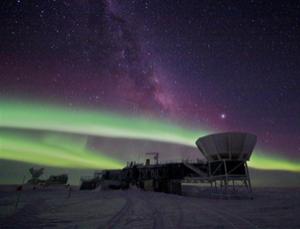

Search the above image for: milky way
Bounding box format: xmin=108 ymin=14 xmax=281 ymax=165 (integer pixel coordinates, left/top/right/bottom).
xmin=0 ymin=0 xmax=166 ymax=112
xmin=0 ymin=1 xmax=300 ymax=182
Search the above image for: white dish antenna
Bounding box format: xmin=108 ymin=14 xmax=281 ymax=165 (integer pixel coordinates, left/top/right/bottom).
xmin=196 ymin=132 xmax=257 ymax=161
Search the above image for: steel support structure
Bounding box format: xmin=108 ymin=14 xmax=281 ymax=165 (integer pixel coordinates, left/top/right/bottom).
xmin=207 ymin=159 xmax=253 ymax=199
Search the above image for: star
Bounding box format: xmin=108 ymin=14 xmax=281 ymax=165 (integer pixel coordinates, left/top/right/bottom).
xmin=220 ymin=113 xmax=226 ymax=119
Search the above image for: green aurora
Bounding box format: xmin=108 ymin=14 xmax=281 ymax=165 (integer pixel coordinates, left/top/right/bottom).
xmin=0 ymin=100 xmax=300 ymax=172
xmin=0 ymin=132 xmax=123 ymax=169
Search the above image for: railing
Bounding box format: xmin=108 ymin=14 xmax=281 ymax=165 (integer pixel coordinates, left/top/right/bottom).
xmin=125 ymin=159 xmax=207 ymax=167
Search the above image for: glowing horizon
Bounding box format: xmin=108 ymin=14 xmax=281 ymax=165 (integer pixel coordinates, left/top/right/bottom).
xmin=0 ymin=100 xmax=300 ymax=172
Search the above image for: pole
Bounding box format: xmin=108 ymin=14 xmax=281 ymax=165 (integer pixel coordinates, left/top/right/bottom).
xmin=15 ymin=175 xmax=26 ymax=212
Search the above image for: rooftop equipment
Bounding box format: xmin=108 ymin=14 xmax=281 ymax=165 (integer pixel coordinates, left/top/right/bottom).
xmin=145 ymin=152 xmax=159 ymax=165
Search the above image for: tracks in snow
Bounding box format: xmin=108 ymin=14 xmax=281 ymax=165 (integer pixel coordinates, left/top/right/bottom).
xmin=104 ymin=192 xmax=133 ymax=229
xmin=103 ymin=190 xmax=259 ymax=229
xmin=1 ymin=190 xmax=262 ymax=229
xmin=104 ymin=190 xmax=182 ymax=229
xmin=186 ymin=198 xmax=260 ymax=229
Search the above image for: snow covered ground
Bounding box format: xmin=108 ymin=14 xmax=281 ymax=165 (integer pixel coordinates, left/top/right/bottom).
xmin=0 ymin=186 xmax=299 ymax=228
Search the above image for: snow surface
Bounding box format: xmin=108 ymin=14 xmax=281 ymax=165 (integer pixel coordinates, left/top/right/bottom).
xmin=0 ymin=186 xmax=299 ymax=228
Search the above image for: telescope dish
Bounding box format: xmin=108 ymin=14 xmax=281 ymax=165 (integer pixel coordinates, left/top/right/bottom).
xmin=196 ymin=132 xmax=257 ymax=161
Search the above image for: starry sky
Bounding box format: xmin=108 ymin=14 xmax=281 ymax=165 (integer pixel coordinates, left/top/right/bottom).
xmin=0 ymin=1 xmax=300 ymax=184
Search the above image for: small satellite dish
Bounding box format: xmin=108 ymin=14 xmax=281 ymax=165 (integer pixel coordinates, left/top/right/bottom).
xmin=29 ymin=167 xmax=44 ymax=179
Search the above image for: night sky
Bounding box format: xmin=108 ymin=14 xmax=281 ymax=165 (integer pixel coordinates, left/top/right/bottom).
xmin=0 ymin=1 xmax=300 ymax=183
